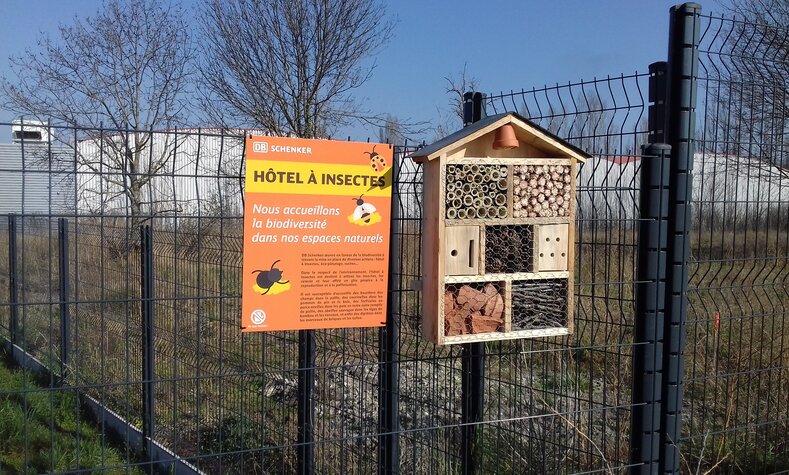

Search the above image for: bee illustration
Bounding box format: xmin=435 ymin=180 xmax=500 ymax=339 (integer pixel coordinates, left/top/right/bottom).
xmin=352 ymin=195 xmax=377 ymax=224
xmin=365 ymin=145 xmax=387 ymax=173
xmin=251 ymin=260 xmax=290 ymax=295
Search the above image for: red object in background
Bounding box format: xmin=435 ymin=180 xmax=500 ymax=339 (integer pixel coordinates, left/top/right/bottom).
xmin=714 ymin=311 xmax=721 ymax=331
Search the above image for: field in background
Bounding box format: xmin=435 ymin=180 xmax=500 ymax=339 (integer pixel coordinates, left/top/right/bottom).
xmin=1 ymin=219 xmax=786 ymax=473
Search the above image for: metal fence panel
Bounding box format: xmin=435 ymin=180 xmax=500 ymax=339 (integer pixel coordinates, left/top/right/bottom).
xmin=682 ymin=11 xmax=789 ymax=473
xmin=1 ymin=6 xmax=787 ymax=473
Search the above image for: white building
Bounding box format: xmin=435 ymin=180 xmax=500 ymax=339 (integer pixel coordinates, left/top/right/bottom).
xmin=576 ymin=152 xmax=789 ymax=227
xmin=6 ymin=119 xmax=784 ymax=229
xmin=0 ymin=120 xmax=75 ymax=224
xmin=75 ymin=129 xmax=248 ymax=221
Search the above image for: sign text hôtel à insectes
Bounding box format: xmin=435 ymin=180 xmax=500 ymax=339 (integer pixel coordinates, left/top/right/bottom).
xmin=242 ymin=136 xmax=393 ymax=332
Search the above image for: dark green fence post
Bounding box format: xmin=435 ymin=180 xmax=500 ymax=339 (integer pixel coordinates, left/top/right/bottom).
xmin=378 ymin=144 xmax=401 ymax=475
xmin=631 ymin=143 xmax=671 ymax=474
xmin=140 ymin=224 xmax=156 ymax=460
xmin=297 ymin=329 xmax=315 ymax=475
xmin=58 ymin=218 xmax=71 ymax=377
xmin=461 ymin=91 xmax=486 ymax=475
xmin=8 ymin=214 xmax=19 ymax=344
xmin=662 ymin=3 xmax=701 ymax=473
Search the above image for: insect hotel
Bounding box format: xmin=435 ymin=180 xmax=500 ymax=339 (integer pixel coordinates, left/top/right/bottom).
xmin=411 ymin=112 xmax=591 ymax=345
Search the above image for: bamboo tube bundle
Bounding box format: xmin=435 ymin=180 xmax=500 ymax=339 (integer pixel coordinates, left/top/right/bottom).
xmin=445 ymin=163 xmax=508 ymax=219
xmin=512 ymin=164 xmax=572 ymax=218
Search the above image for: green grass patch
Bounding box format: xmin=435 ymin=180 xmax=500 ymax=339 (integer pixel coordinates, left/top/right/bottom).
xmin=0 ymin=354 xmax=143 ymax=474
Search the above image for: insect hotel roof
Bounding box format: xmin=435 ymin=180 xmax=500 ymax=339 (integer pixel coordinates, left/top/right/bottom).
xmin=410 ymin=112 xmax=591 ymax=163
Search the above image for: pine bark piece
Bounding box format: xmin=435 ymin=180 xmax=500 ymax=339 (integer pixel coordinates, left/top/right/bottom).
xmin=483 ymin=283 xmax=497 ymax=298
xmin=444 ymin=309 xmax=464 ymax=336
xmin=445 ymin=304 xmax=472 ymax=336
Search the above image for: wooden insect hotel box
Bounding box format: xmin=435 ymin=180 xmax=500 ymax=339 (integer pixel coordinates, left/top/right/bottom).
xmin=411 ymin=112 xmax=591 ymax=345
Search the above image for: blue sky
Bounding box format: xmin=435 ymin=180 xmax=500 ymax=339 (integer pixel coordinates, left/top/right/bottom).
xmin=0 ymin=0 xmax=724 ymax=142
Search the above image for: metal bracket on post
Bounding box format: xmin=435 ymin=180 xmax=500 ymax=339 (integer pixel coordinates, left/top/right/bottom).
xmin=8 ymin=214 xmax=19 ymax=345
xmin=140 ymin=225 xmax=156 ymax=459
xmin=661 ymin=3 xmax=701 ymax=473
xmin=58 ymin=218 xmax=71 ymax=378
xmin=631 ymin=143 xmax=671 ymax=474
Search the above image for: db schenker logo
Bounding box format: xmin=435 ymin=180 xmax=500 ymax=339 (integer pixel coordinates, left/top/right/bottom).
xmin=250 ymin=309 xmax=267 ymax=325
xmin=253 ymin=142 xmax=269 ymax=153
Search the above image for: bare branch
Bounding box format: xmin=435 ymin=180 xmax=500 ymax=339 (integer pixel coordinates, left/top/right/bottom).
xmin=198 ymin=0 xmax=394 ymax=138
xmin=1 ymin=0 xmax=194 ymax=226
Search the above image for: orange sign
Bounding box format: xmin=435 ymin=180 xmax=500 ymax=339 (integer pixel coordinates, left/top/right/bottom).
xmin=241 ymin=136 xmax=393 ymax=332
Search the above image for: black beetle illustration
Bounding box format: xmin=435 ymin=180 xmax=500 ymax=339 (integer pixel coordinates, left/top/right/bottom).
xmin=251 ymin=260 xmax=290 ymax=295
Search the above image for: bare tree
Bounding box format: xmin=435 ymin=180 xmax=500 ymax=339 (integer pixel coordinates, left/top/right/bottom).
xmin=570 ymin=92 xmax=615 ymax=156
xmin=199 ymin=0 xmax=393 ymax=139
xmin=708 ymin=0 xmax=789 ymax=167
xmin=2 ymin=0 xmax=193 ymax=226
xmin=378 ymin=114 xmax=407 ymax=144
xmin=431 ymin=65 xmax=480 ymax=140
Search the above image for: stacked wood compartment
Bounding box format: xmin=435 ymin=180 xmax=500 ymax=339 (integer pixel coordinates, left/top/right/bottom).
xmin=436 ymin=156 xmax=577 ymax=344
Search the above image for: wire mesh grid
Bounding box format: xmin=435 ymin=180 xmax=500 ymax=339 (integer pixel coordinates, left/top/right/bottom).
xmin=682 ymin=11 xmax=789 ymax=473
xmin=0 ymin=71 xmax=647 ymax=475
xmin=481 ymin=75 xmax=646 ymax=472
xmin=2 ymin=24 xmax=782 ymax=470
xmin=484 ymin=225 xmax=534 ymax=274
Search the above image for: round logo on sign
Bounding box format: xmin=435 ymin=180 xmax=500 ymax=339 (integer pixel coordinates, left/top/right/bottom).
xmin=250 ymin=309 xmax=267 ymax=325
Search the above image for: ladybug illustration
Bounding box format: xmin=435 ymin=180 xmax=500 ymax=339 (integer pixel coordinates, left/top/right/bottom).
xmin=365 ymin=145 xmax=387 ymax=173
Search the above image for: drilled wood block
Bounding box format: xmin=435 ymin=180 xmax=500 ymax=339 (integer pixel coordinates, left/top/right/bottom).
xmin=444 ymin=225 xmax=480 ymax=276
xmin=534 ymin=223 xmax=569 ymax=271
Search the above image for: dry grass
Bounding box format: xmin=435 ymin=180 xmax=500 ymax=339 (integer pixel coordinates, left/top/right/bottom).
xmin=0 ymin=220 xmax=787 ymax=473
